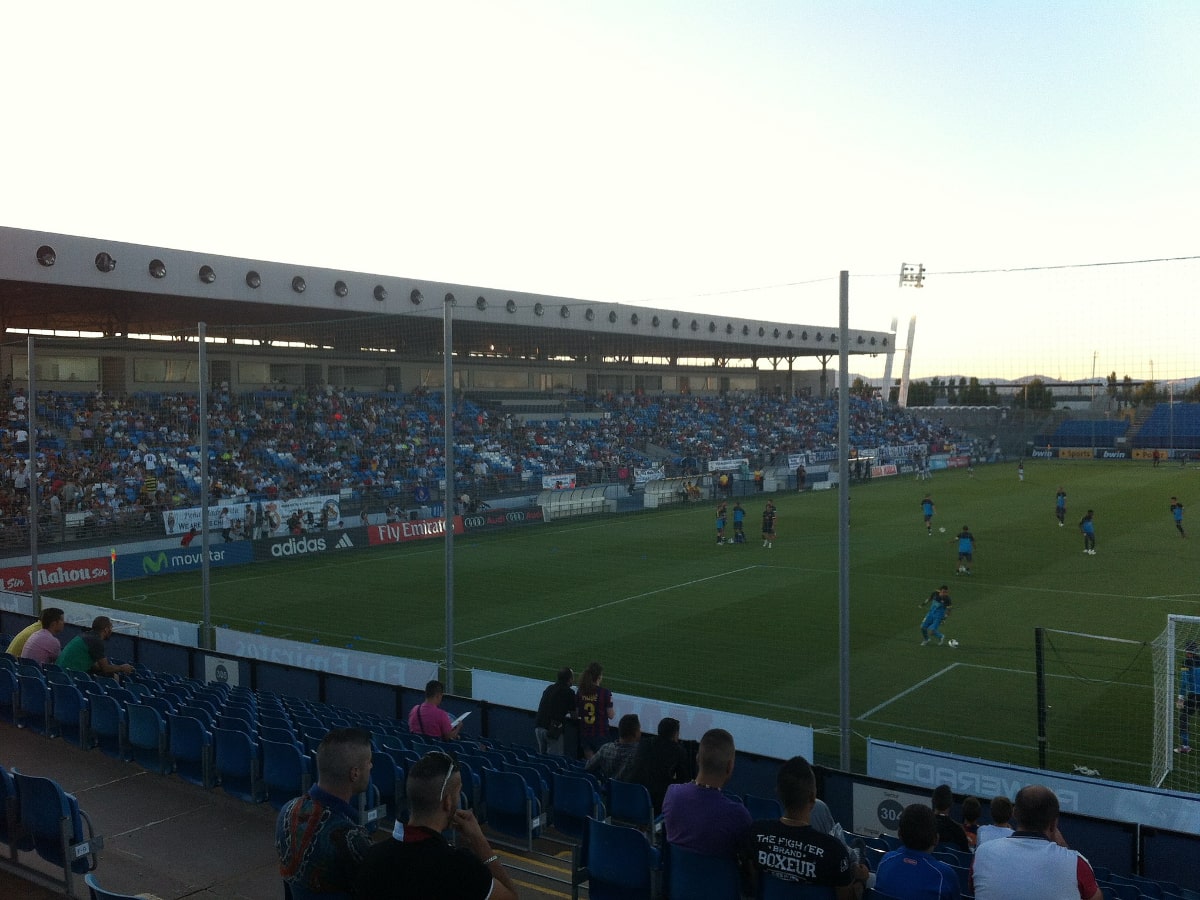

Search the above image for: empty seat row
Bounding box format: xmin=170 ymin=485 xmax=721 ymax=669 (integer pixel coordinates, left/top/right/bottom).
xmin=0 ymin=763 xmax=103 ymax=897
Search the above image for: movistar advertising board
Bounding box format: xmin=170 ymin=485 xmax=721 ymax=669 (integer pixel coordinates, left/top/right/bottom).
xmin=115 ymin=542 xmax=255 ymax=580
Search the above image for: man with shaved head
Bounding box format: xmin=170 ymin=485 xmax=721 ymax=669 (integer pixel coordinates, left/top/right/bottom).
xmin=971 ymin=785 xmax=1102 ymax=900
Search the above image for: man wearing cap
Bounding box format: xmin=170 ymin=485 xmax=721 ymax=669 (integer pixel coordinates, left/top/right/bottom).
xmin=57 ymin=616 xmax=135 ymax=678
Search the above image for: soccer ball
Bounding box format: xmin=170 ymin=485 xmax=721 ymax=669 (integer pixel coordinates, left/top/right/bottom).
xmin=939 ymin=527 xmax=946 ymax=533
xmin=948 ymin=639 xmax=959 ymax=648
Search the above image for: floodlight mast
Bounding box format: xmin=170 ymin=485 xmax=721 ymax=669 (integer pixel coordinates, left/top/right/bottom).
xmin=896 ymin=264 xmax=925 ymax=409
xmin=838 ymin=272 xmax=851 ymax=771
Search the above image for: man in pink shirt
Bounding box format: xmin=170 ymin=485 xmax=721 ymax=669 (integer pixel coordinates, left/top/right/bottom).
xmin=408 ymin=680 xmax=463 ymax=740
xmin=21 ymin=608 xmax=67 ymax=665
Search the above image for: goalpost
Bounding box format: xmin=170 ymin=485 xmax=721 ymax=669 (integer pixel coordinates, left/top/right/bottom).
xmin=1152 ymin=614 xmax=1200 ymax=790
xmin=1035 ymin=627 xmax=1155 ymax=785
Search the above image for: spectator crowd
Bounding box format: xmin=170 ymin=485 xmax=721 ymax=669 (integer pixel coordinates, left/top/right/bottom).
xmin=0 ymin=384 xmax=971 ymax=547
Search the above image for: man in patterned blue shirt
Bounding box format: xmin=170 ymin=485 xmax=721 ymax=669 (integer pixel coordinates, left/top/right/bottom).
xmin=277 ymin=728 xmax=373 ymax=896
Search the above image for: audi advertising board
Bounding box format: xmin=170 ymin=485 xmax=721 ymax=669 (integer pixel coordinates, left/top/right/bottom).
xmin=460 ymin=507 xmax=545 ymax=532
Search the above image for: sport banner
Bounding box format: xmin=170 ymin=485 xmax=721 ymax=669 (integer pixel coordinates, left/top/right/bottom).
xmin=115 ymin=542 xmax=255 ymax=580
xmin=161 ymin=494 xmax=343 ymax=536
xmin=253 ymin=528 xmax=367 ymax=562
xmin=367 ymin=516 xmax=463 ymax=546
xmin=0 ymin=556 xmax=112 ymax=592
xmin=460 ymin=507 xmax=545 ymax=532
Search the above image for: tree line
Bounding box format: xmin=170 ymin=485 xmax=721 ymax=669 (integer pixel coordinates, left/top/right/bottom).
xmin=849 ymin=373 xmax=1200 ymax=409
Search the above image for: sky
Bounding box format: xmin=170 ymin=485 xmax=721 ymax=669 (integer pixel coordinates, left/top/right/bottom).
xmin=4 ymin=1 xmax=1198 ymax=383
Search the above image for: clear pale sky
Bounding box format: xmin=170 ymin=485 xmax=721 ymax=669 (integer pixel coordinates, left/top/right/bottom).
xmin=4 ymin=1 xmax=1198 ymax=382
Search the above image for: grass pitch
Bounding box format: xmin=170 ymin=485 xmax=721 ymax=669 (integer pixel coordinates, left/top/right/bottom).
xmin=58 ymin=459 xmax=1200 ymax=785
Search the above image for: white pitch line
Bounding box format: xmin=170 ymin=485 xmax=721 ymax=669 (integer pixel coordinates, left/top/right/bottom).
xmin=859 ymin=664 xmax=960 ymax=720
xmin=457 ymin=566 xmax=760 ymax=646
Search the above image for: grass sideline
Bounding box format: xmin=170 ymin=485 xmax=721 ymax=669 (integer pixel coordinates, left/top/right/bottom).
xmin=57 ymin=459 xmax=1200 ymax=786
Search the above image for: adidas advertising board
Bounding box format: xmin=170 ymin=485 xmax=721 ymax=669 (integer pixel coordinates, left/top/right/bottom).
xmin=250 ymin=528 xmax=367 ymax=563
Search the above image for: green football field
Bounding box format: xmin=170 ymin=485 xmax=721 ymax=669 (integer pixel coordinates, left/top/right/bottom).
xmin=57 ymin=459 xmax=1200 ymax=787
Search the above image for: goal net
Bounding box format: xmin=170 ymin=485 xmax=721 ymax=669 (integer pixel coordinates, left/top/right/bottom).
xmin=1152 ymin=614 xmax=1200 ymax=791
xmin=1037 ymin=627 xmax=1155 ymax=786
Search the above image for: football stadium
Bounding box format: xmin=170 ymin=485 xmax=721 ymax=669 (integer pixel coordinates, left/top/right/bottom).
xmin=1 ymin=225 xmax=1199 ymax=899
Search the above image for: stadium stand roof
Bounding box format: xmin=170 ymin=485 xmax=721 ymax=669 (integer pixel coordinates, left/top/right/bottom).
xmin=0 ymin=226 xmax=893 ymax=368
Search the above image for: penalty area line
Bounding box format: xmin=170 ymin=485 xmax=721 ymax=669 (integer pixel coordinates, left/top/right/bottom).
xmin=457 ymin=566 xmax=761 ymax=647
xmin=859 ymin=664 xmax=960 ymax=721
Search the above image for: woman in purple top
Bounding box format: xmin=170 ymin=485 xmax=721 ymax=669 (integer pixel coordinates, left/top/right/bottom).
xmin=576 ymin=661 xmax=615 ymax=759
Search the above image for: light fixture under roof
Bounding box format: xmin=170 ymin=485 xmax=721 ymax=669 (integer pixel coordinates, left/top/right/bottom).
xmin=410 ymin=289 xmax=423 ymax=305
xmin=199 ymin=265 xmax=216 ymax=284
xmin=95 ymin=252 xmax=116 ymax=273
xmin=246 ymin=271 xmax=261 ymax=289
xmin=291 ymin=275 xmax=306 ymax=293
xmin=36 ymin=245 xmax=56 ymax=267
xmin=334 ymin=280 xmax=349 ymax=298
xmin=374 ymin=285 xmax=387 ymax=302
xmin=149 ymin=259 xmax=167 ymax=279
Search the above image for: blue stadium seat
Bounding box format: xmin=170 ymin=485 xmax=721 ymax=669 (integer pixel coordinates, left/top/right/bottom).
xmin=88 ymin=693 xmax=128 ymax=759
xmin=168 ymin=713 xmax=215 ymax=788
xmin=0 ymin=668 xmax=17 ymax=724
xmin=12 ymin=769 xmax=102 ymax=895
xmin=261 ymin=738 xmax=312 ymax=809
xmin=16 ymin=672 xmax=51 ymax=734
xmin=551 ymin=773 xmax=605 ymax=843
xmin=757 ymin=878 xmax=836 ymax=899
xmin=126 ymin=703 xmax=171 ymax=774
xmin=481 ymin=768 xmax=542 ymax=852
xmin=0 ymin=764 xmax=17 ymax=853
xmin=213 ymin=725 xmax=263 ymax=802
xmin=578 ymin=816 xmax=660 ymax=900
xmin=744 ymin=793 xmax=783 ymax=820
xmin=664 ymin=840 xmax=742 ymax=900
xmin=84 ymin=873 xmax=144 ymax=900
xmin=607 ymin=779 xmax=659 ymax=840
xmin=49 ymin=681 xmax=91 ymax=747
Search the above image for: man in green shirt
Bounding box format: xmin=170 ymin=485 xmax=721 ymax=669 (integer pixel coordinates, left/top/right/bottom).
xmin=58 ymin=616 xmax=134 ymax=679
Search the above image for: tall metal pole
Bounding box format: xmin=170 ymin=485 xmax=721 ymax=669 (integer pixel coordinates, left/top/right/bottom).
xmin=1091 ymin=351 xmax=1097 ymax=453
xmin=198 ymin=323 xmax=212 ymax=649
xmin=27 ymin=337 xmax=41 ymax=611
xmin=1035 ymin=627 xmax=1048 ymax=770
xmin=897 ymin=316 xmax=917 ymax=408
xmin=881 ymin=317 xmax=898 ymax=404
xmin=837 ymin=272 xmax=851 ymax=771
xmin=443 ymin=294 xmax=456 ymax=693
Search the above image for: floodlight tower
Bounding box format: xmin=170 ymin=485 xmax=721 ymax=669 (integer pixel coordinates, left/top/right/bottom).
xmin=896 ymin=263 xmax=925 ymax=408
xmin=881 ymin=317 xmax=899 ymax=403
